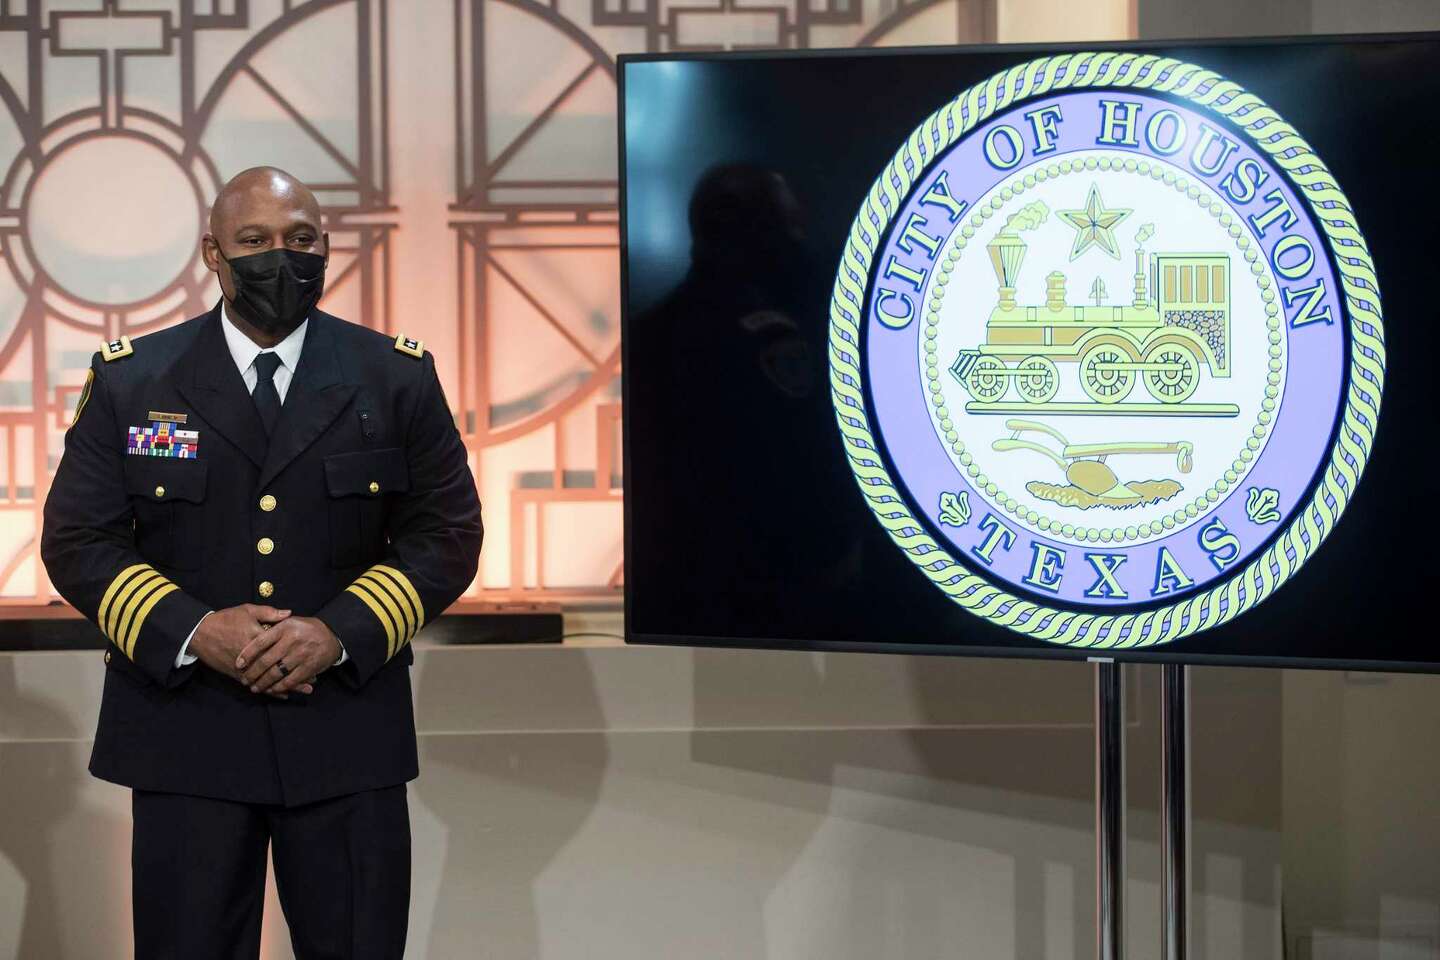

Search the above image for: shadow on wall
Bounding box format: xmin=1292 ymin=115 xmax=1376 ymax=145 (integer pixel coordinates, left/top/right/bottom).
xmin=0 ymin=656 xmax=77 ymax=959
xmin=686 ymin=653 xmax=1289 ymax=959
xmin=690 ymin=648 xmax=1099 ymax=957
xmin=0 ymin=656 xmax=130 ymax=960
xmin=408 ymin=648 xmax=608 ymax=960
xmin=1185 ymin=667 xmax=1283 ymax=960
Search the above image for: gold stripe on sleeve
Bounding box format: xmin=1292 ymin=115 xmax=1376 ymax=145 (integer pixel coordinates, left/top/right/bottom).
xmin=370 ymin=564 xmax=425 ymax=632
xmin=114 ymin=575 xmax=166 ymax=650
xmin=114 ymin=575 xmax=168 ymax=657
xmin=346 ymin=581 xmax=400 ymax=659
xmin=104 ymin=569 xmax=164 ymax=645
xmin=359 ymin=573 xmax=416 ymax=646
xmin=354 ymin=576 xmax=407 ymax=649
xmin=121 ymin=583 xmax=178 ymax=660
xmin=98 ymin=564 xmax=154 ymax=640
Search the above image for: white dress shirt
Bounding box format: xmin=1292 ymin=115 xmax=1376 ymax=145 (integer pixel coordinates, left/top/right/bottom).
xmin=175 ymin=310 xmax=345 ymax=669
xmin=220 ymin=306 xmax=309 ymax=401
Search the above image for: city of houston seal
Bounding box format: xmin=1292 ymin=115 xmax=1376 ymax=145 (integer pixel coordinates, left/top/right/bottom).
xmin=829 ymin=53 xmax=1385 ymax=648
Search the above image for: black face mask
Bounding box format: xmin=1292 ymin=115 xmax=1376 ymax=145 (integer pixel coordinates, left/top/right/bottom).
xmin=220 ymin=248 xmax=326 ymax=337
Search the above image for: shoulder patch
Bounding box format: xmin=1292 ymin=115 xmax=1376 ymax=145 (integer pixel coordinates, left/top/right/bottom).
xmin=393 ymin=334 xmax=424 ymax=359
xmin=70 ymin=368 xmax=95 ymax=428
xmin=100 ymin=335 xmax=134 ymax=362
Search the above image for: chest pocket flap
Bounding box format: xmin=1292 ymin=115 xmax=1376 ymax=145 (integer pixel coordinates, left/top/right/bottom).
xmin=122 ymin=459 xmax=208 ymax=569
xmin=123 ymin=458 xmax=209 ymax=502
xmin=323 ymin=449 xmax=410 ymax=568
xmin=323 ymin=448 xmax=411 ymax=498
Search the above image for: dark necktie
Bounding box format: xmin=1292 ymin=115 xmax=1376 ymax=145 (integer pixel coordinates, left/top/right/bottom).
xmin=252 ymin=352 xmax=284 ymax=437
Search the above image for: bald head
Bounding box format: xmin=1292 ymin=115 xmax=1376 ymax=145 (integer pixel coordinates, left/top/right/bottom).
xmin=202 ymin=166 xmax=328 ymax=313
xmin=209 ymin=166 xmax=321 ymax=238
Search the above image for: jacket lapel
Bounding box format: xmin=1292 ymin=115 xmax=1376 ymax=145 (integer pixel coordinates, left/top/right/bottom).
xmin=257 ymin=311 xmax=357 ymax=491
xmin=175 ymin=305 xmax=269 ymax=469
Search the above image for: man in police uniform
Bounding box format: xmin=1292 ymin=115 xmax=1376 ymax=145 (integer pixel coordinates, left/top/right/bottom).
xmin=41 ymin=167 xmax=483 ymax=959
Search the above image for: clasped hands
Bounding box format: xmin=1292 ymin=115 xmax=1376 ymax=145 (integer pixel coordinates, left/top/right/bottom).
xmin=189 ymin=605 xmax=341 ymax=699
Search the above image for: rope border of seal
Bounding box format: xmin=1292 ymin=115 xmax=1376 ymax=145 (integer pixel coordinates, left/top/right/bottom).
xmin=827 ymin=52 xmax=1386 ymax=649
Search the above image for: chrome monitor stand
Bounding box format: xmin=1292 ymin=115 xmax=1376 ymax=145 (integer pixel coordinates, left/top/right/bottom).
xmin=1092 ymin=660 xmax=1190 ymax=960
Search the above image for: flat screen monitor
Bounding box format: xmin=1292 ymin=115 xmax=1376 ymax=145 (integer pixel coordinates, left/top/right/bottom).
xmin=620 ymin=34 xmax=1440 ymax=671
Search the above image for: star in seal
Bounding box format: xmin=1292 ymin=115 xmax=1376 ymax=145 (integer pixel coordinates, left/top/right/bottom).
xmin=1058 ymin=184 xmax=1131 ymax=261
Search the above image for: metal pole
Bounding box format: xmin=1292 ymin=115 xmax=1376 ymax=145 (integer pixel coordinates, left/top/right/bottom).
xmin=1161 ymin=663 xmax=1190 ymax=960
xmin=1095 ymin=659 xmax=1125 ymax=960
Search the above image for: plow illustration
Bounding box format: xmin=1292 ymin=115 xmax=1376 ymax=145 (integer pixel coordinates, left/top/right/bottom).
xmin=992 ymin=419 xmax=1193 ymax=509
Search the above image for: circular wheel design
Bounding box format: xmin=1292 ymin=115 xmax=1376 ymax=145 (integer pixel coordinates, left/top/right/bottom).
xmin=965 ymin=356 xmax=1008 ymax=401
xmin=1015 ymin=356 xmax=1060 ymax=404
xmin=1143 ymin=343 xmax=1201 ymax=404
xmin=1079 ymin=343 xmax=1136 ymax=404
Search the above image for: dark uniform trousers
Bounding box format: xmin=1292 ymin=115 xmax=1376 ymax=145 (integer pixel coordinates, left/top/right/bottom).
xmin=41 ymin=305 xmax=483 ymax=959
xmin=132 ymin=786 xmax=410 ymax=960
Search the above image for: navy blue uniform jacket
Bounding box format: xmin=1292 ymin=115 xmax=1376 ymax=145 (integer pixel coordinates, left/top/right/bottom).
xmin=40 ymin=305 xmax=483 ymax=806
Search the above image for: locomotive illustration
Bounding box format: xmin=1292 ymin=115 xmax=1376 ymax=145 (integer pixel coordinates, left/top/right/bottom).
xmin=950 ymin=212 xmax=1231 ymax=407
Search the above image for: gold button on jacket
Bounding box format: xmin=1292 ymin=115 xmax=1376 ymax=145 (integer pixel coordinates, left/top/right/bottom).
xmin=258 ymin=580 xmax=274 ymax=599
xmin=257 ymin=537 xmax=275 ymax=555
xmin=259 ymin=494 xmax=277 ymax=512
